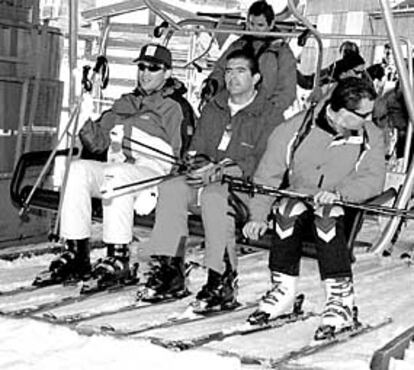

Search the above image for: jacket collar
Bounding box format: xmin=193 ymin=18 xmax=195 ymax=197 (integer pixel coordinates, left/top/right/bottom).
xmin=112 ymin=78 xmax=186 ymax=114
xmin=212 ymin=87 xmax=269 ymax=116
xmin=132 ymin=77 xmax=187 ymax=98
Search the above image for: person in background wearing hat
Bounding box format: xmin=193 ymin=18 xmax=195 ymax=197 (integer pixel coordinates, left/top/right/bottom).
xmin=200 ymin=0 xmax=297 ymax=115
xmin=243 ymin=77 xmax=385 ymax=339
xmin=35 ymin=43 xmax=195 ymax=291
xmin=332 ymin=52 xmax=367 ymax=82
xmin=297 ymin=40 xmax=361 ymax=90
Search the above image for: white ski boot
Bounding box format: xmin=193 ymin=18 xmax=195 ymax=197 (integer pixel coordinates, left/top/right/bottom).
xmin=314 ymin=277 xmax=355 ymax=340
xmin=248 ymin=271 xmax=297 ymax=325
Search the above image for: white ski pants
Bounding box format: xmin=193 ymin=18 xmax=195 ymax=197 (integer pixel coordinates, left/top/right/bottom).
xmin=60 ymin=159 xmax=163 ymax=244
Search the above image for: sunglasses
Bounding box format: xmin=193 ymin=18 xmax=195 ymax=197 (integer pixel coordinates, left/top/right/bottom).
xmin=137 ymin=63 xmax=164 ymax=72
xmin=348 ymin=109 xmax=372 ymax=119
xmin=352 ymin=68 xmax=364 ymax=76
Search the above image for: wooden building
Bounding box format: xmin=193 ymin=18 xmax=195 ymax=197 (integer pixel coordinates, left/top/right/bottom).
xmin=0 ymin=0 xmax=63 ymax=246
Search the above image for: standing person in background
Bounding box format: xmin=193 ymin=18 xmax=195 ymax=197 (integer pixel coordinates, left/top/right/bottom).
xmin=200 ymin=0 xmax=297 ymax=115
xmin=297 ymin=40 xmax=360 ymax=90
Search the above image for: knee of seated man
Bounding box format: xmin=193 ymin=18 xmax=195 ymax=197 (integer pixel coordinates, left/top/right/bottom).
xmin=314 ymin=204 xmax=344 ymax=219
xmin=276 ymin=198 xmax=308 ymax=219
xmin=158 ymin=175 xmax=188 ymax=196
xmin=274 ymin=198 xmax=308 ymax=240
xmin=199 ymin=182 xmax=228 ymax=203
xmin=68 ymin=159 xmax=95 ymax=180
xmin=313 ymin=205 xmax=345 ymax=243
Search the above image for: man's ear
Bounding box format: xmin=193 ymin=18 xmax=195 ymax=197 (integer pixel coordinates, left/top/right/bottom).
xmin=253 ymin=72 xmax=261 ymax=87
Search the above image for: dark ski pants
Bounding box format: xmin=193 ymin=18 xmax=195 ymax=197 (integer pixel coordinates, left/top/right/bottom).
xmin=269 ymin=205 xmax=353 ymax=281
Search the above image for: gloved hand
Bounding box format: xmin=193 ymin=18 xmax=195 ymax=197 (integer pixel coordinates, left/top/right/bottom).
xmin=313 ymin=190 xmax=341 ymax=207
xmin=185 ymin=158 xmax=236 ymax=188
xmin=77 ymin=93 xmax=100 ymax=134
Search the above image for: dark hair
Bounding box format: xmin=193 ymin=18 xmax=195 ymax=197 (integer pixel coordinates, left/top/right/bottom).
xmin=366 ymin=63 xmax=385 ymax=81
xmin=248 ymin=0 xmax=275 ymax=25
xmin=329 ymin=77 xmax=377 ymax=112
xmin=339 ymin=41 xmax=360 ymax=57
xmin=226 ymin=48 xmax=260 ymax=75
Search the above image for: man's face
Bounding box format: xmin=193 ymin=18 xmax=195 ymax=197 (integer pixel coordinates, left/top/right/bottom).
xmin=333 ymin=97 xmax=374 ymax=131
xmin=224 ymin=57 xmax=260 ymax=97
xmin=247 ymin=14 xmax=272 ymax=32
xmin=137 ymin=62 xmax=171 ymax=94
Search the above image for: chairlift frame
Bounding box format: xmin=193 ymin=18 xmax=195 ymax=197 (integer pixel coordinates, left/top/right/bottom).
xmin=24 ymin=0 xmax=414 ymax=256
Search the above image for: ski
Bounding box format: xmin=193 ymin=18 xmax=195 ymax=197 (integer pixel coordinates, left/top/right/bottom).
xmin=96 ymin=300 xmax=259 ymax=338
xmin=269 ymin=316 xmax=393 ymax=367
xmin=47 ymin=290 xmax=192 ymax=327
xmin=146 ymin=295 xmax=313 ymax=350
xmin=0 ymin=284 xmax=48 ymax=296
xmin=1 ymin=282 xmax=141 ymax=317
xmin=227 ymin=315 xmax=393 ymax=367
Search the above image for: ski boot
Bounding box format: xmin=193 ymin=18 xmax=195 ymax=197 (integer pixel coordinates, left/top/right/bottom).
xmin=248 ymin=271 xmax=297 ymax=325
xmin=33 ymin=239 xmax=91 ymax=286
xmin=137 ymin=255 xmax=190 ymax=302
xmin=191 ymin=256 xmax=239 ymax=314
xmin=81 ymin=244 xmax=138 ymax=294
xmin=314 ymin=277 xmax=355 ymax=340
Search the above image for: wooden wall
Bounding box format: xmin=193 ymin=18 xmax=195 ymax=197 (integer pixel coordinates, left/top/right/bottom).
xmin=0 ymin=0 xmax=61 ymax=247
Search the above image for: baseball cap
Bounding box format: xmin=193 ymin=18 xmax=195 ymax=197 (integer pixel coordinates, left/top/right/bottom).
xmin=133 ymin=44 xmax=172 ymax=69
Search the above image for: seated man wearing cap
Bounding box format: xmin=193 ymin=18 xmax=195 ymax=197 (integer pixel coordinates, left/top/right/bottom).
xmin=35 ymin=43 xmax=195 ymax=291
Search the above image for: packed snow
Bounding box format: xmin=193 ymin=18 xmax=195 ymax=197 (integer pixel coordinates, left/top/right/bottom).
xmin=0 ymin=219 xmax=413 ymax=370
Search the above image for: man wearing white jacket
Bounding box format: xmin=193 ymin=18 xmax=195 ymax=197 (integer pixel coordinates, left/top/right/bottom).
xmin=36 ymin=44 xmax=194 ymax=290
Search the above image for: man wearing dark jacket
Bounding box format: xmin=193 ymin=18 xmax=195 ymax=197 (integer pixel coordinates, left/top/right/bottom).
xmin=36 ymin=44 xmax=194 ymax=290
xmin=138 ymin=48 xmax=284 ymax=312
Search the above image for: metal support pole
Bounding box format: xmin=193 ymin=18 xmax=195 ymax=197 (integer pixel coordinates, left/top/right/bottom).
xmin=68 ymin=0 xmax=78 ymax=110
xmin=370 ymin=0 xmax=414 ymax=255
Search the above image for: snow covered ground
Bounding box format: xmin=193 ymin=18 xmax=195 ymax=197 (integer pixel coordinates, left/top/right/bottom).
xmin=0 ymin=315 xmax=243 ymax=370
xmin=0 ymin=218 xmax=413 ymax=370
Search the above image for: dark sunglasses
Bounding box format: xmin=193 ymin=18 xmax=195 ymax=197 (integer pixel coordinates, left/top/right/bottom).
xmin=348 ymin=109 xmax=372 ymax=119
xmin=352 ymin=68 xmax=364 ymax=76
xmin=137 ymin=63 xmax=164 ymax=72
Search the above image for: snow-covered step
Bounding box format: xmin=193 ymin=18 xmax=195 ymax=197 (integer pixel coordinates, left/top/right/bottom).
xmin=389 ymin=356 xmax=414 ymax=370
xmin=370 ymin=325 xmax=414 ymax=370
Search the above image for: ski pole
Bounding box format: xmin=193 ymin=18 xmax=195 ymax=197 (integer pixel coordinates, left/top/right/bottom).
xmin=121 ymin=145 xmax=178 ymax=166
xmin=100 ymin=172 xmax=179 ymax=198
xmin=19 ymin=103 xmax=82 ymax=218
xmin=49 ymin=98 xmax=83 ymax=241
xmin=223 ymin=175 xmax=414 ymax=219
xmin=122 ymin=136 xmax=182 ymax=164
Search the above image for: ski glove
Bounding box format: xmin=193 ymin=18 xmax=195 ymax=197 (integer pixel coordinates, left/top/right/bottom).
xmin=186 ymin=158 xmax=237 ymax=188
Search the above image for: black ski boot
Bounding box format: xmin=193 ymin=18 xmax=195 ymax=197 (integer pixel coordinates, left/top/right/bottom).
xmin=81 ymin=244 xmax=138 ymax=294
xmin=191 ymin=257 xmax=239 ymax=314
xmin=33 ymin=239 xmax=91 ymax=286
xmin=137 ymin=255 xmax=190 ymax=302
